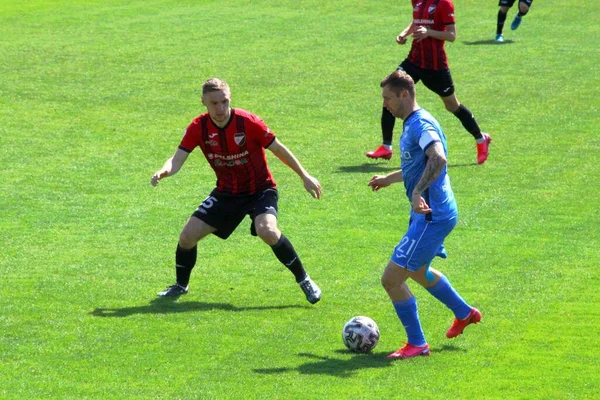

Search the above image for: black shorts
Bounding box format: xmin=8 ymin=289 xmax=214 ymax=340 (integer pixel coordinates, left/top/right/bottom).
xmin=192 ymin=188 xmax=279 ymax=239
xmin=499 ymin=0 xmax=533 ymax=7
xmin=397 ymin=59 xmax=455 ymax=97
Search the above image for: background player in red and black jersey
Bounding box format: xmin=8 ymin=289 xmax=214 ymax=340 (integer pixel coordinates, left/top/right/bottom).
xmin=150 ymin=78 xmax=323 ymax=303
xmin=496 ymin=0 xmax=534 ymax=42
xmin=366 ymin=0 xmax=492 ymax=165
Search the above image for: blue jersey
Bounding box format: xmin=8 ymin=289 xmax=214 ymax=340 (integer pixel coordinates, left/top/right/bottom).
xmin=400 ymin=109 xmax=457 ymax=221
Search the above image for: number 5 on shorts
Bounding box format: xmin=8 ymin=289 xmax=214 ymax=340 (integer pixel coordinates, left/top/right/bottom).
xmin=200 ymin=196 xmax=218 ymax=210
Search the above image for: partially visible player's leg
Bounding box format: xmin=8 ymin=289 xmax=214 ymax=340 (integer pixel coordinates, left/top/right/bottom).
xmin=366 ymin=108 xmax=395 ymax=160
xmin=384 ymin=218 xmax=440 ymax=358
xmin=497 ymin=0 xmax=514 ymax=39
xmin=382 ymin=261 xmax=430 ymax=359
xmin=496 ymin=6 xmax=510 ymax=41
xmin=158 ymin=216 xmax=216 ymax=297
xmin=441 ymin=93 xmax=483 ymax=141
xmin=407 ymin=260 xmax=481 ymax=338
xmin=423 ymin=68 xmax=489 ymax=157
xmin=255 ymin=213 xmax=306 ymax=282
xmin=512 ymin=0 xmax=532 ymax=30
xmin=398 ymin=217 xmax=481 ymax=338
xmin=252 ymin=189 xmax=321 ymax=304
xmin=440 ymin=91 xmax=491 ymax=164
xmin=158 ymin=192 xmax=241 ymax=297
xmin=411 ymin=265 xmax=477 ymax=325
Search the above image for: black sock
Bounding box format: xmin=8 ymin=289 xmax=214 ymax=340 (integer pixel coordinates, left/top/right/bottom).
xmin=497 ymin=10 xmax=507 ymax=34
xmin=381 ymin=107 xmax=395 ymax=146
xmin=175 ymin=244 xmax=197 ymax=287
xmin=452 ymin=104 xmax=483 ymax=140
xmin=271 ymin=235 xmax=307 ymax=283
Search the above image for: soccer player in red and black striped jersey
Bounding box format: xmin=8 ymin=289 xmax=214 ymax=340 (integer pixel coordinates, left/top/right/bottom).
xmin=151 ymin=78 xmax=323 ymax=304
xmin=366 ymin=0 xmax=492 ymax=165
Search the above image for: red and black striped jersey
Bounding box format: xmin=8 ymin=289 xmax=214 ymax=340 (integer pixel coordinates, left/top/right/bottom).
xmin=179 ymin=108 xmax=277 ymax=195
xmin=408 ymin=0 xmax=455 ymax=70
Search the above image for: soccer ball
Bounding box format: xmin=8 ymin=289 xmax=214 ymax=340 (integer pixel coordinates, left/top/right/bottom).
xmin=342 ymin=316 xmax=380 ymax=353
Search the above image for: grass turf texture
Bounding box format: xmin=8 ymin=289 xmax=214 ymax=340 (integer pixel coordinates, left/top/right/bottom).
xmin=1 ymin=0 xmax=599 ymax=398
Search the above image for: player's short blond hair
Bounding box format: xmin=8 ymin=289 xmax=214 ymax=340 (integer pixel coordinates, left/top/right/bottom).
xmin=202 ymin=78 xmax=230 ymax=95
xmin=380 ymin=70 xmax=415 ymax=98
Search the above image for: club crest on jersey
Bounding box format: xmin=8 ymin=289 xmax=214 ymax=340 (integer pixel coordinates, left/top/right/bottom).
xmin=428 ymin=5 xmax=436 ymax=13
xmin=234 ymin=132 xmax=246 ymax=146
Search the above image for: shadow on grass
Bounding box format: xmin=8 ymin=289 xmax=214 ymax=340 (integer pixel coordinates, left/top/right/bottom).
xmin=463 ymin=39 xmax=515 ymax=45
xmin=336 ymin=163 xmax=398 ymax=174
xmin=436 ymin=344 xmax=468 ymax=353
xmin=253 ymin=350 xmax=394 ymax=377
xmin=90 ymin=298 xmax=307 ymax=317
xmin=448 ymin=162 xmax=479 ymax=168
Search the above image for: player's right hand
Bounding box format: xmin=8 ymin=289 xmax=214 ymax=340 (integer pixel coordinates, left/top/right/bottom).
xmin=411 ymin=192 xmax=431 ymax=214
xmin=150 ymin=170 xmax=168 ymax=186
xmin=396 ymin=35 xmax=408 ymax=45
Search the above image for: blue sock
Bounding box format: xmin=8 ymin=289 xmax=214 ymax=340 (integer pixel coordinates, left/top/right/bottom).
xmin=426 ymin=276 xmax=472 ymax=320
xmin=392 ymin=297 xmax=427 ymax=346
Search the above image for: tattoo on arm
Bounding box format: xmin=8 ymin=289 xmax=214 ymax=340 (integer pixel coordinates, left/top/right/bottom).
xmin=413 ymin=143 xmax=447 ymax=194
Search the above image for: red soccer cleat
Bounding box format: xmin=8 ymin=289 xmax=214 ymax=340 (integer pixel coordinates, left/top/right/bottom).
xmin=386 ymin=343 xmax=430 ymax=359
xmin=446 ymin=308 xmax=482 ymax=339
xmin=366 ymin=145 xmax=392 ymax=160
xmin=476 ymin=133 xmax=492 ymax=164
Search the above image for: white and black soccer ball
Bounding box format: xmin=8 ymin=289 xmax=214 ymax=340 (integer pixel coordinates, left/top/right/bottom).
xmin=342 ymin=316 xmax=380 ymax=353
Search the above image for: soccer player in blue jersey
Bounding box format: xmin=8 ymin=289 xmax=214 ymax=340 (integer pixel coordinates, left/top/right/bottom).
xmin=368 ymin=70 xmax=481 ymax=359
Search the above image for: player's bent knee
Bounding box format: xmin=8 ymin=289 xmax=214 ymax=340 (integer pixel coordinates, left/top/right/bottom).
xmin=381 ymin=271 xmax=404 ymax=294
xmin=519 ymin=4 xmax=529 ymax=15
xmin=381 ymin=275 xmax=395 ymax=293
xmin=179 ymin=231 xmax=198 ymax=249
xmin=179 ymin=225 xmax=203 ymax=248
xmin=256 ymin=225 xmax=280 ymax=246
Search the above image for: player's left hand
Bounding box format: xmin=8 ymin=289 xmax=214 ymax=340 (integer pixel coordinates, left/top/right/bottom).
xmin=368 ymin=175 xmax=391 ymax=191
xmin=411 ymin=191 xmax=431 ymax=214
xmin=303 ymin=175 xmax=322 ymax=199
xmin=412 ymin=26 xmax=429 ymax=42
xmin=150 ymin=170 xmax=169 ymax=186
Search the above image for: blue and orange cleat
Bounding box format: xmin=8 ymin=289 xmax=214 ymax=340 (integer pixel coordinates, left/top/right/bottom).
xmin=476 ymin=133 xmax=492 ymax=164
xmin=366 ymin=145 xmax=393 ymax=160
xmin=387 ymin=343 xmax=430 ymax=359
xmin=446 ymin=308 xmax=482 ymax=338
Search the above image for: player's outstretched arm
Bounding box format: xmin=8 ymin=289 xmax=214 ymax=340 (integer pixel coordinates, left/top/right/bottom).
xmin=150 ymin=148 xmax=189 ymax=186
xmin=411 ymin=142 xmax=447 ymax=213
xmin=267 ymin=138 xmax=322 ymax=199
xmin=368 ymin=170 xmax=403 ymax=191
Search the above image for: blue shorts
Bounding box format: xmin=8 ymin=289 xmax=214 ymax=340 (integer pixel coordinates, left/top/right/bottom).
xmin=390 ymin=216 xmax=457 ymax=271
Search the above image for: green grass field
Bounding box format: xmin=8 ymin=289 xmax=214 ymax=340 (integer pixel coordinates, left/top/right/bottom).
xmin=1 ymin=0 xmax=599 ymax=398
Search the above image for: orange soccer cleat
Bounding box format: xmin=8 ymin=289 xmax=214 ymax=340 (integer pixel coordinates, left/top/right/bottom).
xmin=446 ymin=308 xmax=482 ymax=338
xmin=366 ymin=145 xmax=393 ymax=160
xmin=386 ymin=343 xmax=430 ymax=359
xmin=476 ymin=134 xmax=492 ymax=164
